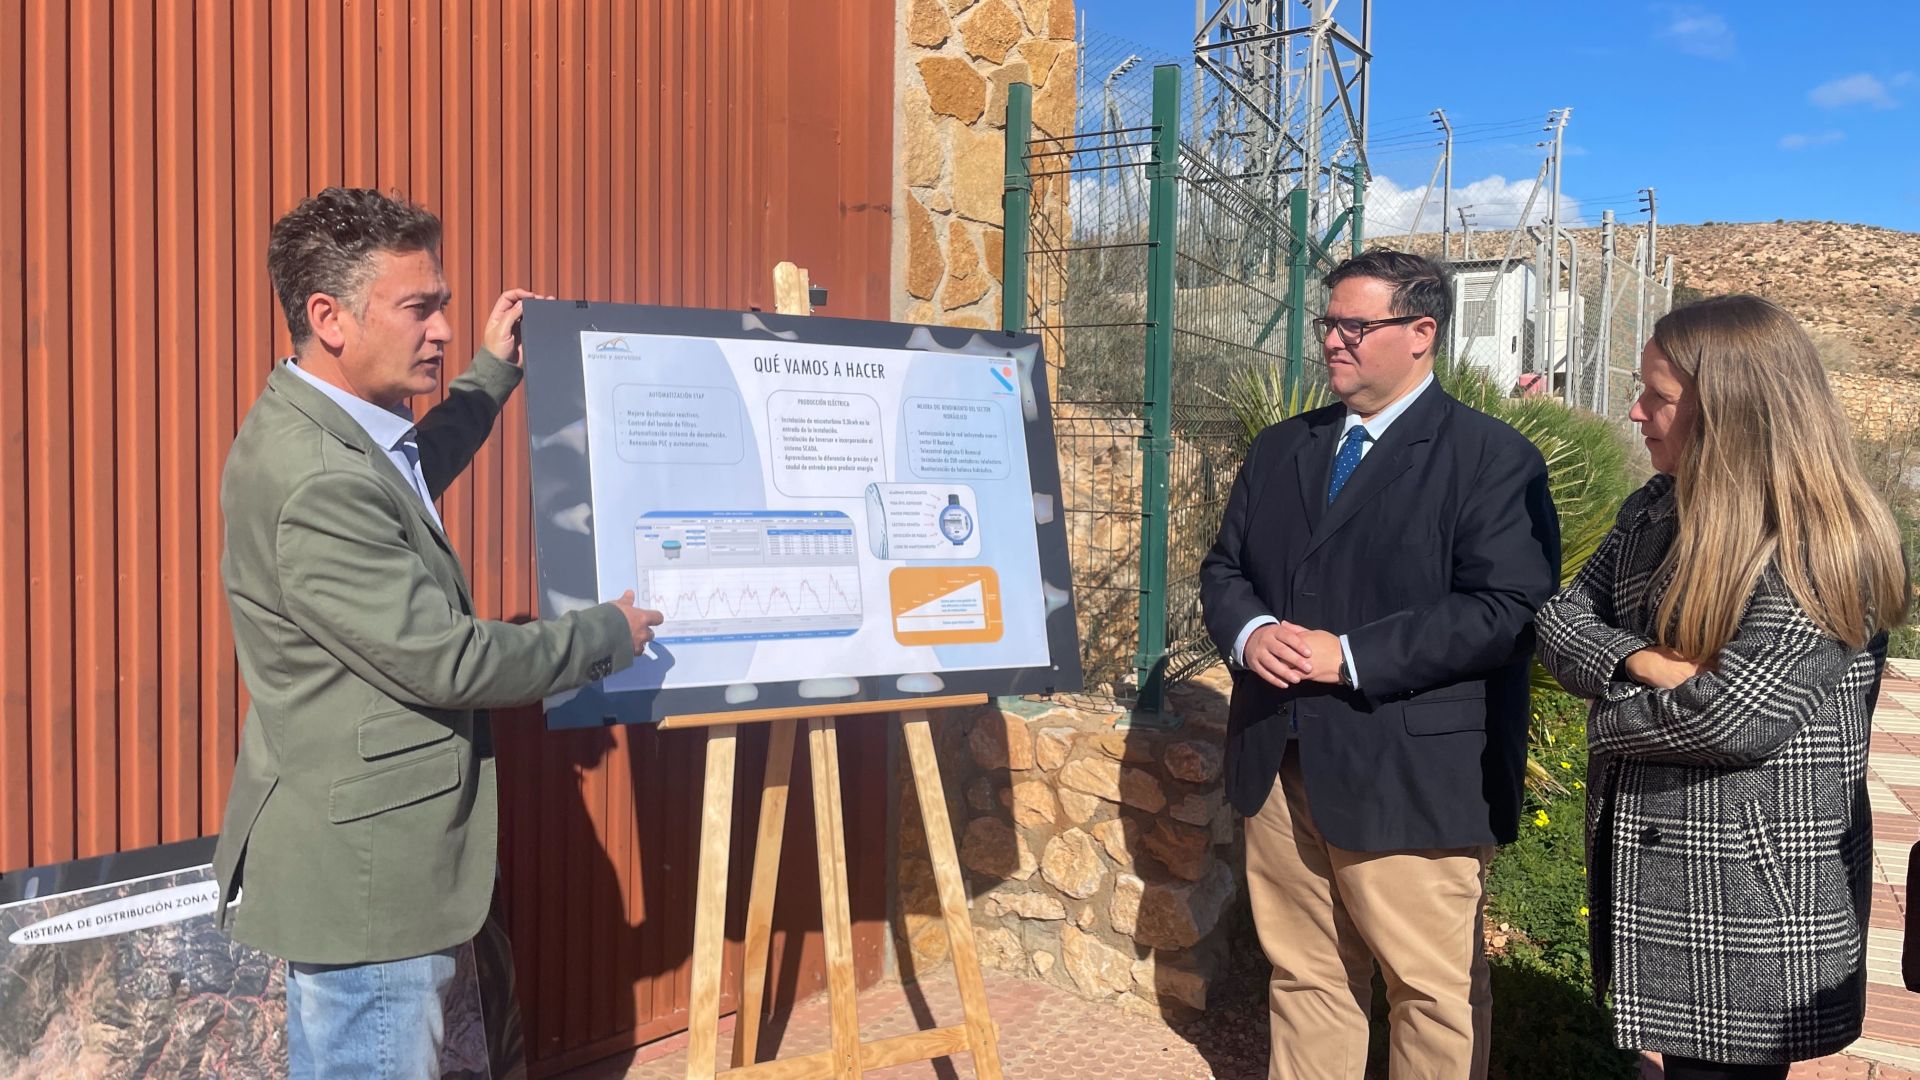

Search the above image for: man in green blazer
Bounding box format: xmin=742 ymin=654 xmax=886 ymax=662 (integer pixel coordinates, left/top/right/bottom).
xmin=214 ymin=187 xmax=661 ymax=1077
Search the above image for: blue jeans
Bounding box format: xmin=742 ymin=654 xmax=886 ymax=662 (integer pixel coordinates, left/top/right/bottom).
xmin=286 ymin=947 xmax=461 ymax=1079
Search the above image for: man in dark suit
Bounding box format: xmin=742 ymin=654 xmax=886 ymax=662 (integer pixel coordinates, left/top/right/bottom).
xmin=1200 ymin=250 xmax=1560 ymax=1078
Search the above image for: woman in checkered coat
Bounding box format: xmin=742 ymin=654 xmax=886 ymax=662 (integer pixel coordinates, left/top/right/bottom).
xmin=1536 ymin=295 xmax=1909 ymax=1079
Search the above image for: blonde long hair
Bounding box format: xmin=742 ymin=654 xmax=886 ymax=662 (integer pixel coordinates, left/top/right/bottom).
xmin=1653 ymin=294 xmax=1909 ymax=659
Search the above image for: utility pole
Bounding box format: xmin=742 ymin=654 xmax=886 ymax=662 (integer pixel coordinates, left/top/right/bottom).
xmin=1433 ymin=109 xmax=1453 ymax=259
xmin=1457 ymin=206 xmax=1474 ymax=259
xmin=1637 ymin=186 xmax=1658 ymax=354
xmin=1638 ymin=186 xmax=1659 ymax=274
xmin=1544 ymin=108 xmax=1570 ymax=397
xmin=1598 ymin=209 xmax=1616 ymax=414
xmin=1631 ymin=233 xmax=1648 ymax=369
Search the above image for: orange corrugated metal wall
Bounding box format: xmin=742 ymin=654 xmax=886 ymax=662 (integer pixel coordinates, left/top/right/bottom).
xmin=0 ymin=0 xmax=895 ymax=1070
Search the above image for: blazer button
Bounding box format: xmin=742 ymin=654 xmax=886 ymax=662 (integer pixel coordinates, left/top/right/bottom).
xmin=1640 ymin=827 xmax=1662 ymax=846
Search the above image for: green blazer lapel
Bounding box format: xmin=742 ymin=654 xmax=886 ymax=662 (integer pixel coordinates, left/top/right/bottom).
xmin=267 ymin=362 xmax=461 ymax=566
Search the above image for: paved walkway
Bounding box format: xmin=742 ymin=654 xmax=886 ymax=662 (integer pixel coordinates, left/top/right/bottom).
xmin=568 ymin=658 xmax=1920 ymax=1080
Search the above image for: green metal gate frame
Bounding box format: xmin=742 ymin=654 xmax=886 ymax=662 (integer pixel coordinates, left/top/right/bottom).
xmin=1003 ymin=65 xmax=1363 ymax=720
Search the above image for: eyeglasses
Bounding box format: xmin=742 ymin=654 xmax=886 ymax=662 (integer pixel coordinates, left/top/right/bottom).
xmin=1311 ymin=314 xmax=1425 ymax=346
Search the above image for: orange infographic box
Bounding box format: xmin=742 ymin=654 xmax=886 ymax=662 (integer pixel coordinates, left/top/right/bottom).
xmin=888 ymin=566 xmax=1005 ymax=645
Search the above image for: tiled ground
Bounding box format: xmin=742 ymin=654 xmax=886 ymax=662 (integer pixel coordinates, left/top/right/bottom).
xmin=561 ymin=969 xmax=1217 ymax=1079
xmin=568 ymin=658 xmax=1920 ymax=1080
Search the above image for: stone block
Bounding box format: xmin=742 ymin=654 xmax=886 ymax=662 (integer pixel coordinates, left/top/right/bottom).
xmin=908 ymin=0 xmax=952 ymax=46
xmin=986 ymin=60 xmax=1032 ymax=129
xmin=1091 ymin=817 xmax=1139 ymax=867
xmin=1130 ymin=861 xmax=1236 ymax=950
xmin=941 ymin=220 xmax=990 ymax=311
xmin=919 ymin=56 xmax=987 ymax=124
xmin=958 ymin=0 xmax=1023 ymax=64
xmin=952 ymin=124 xmax=1004 ymax=225
xmin=1061 ymin=925 xmax=1133 ymax=998
xmin=1017 ymin=0 xmax=1049 ymax=35
xmin=1110 ymin=873 xmax=1144 ymax=936
xmin=1018 ymin=38 xmax=1071 ymax=87
xmin=1031 ymin=51 xmax=1074 ymax=134
xmin=905 ymin=196 xmax=944 ymax=301
xmin=1056 ymin=785 xmax=1104 ymax=824
xmin=961 ymin=816 xmax=1037 ymax=880
xmin=1211 ymin=802 xmax=1236 ymax=846
xmin=1089 ymin=731 xmax=1156 ymax=763
xmin=898 ymin=855 xmax=948 ymax=967
xmin=1062 ymin=755 xmax=1165 ymax=810
xmin=967 ymin=706 xmax=1034 ymax=770
xmin=975 ymin=925 xmax=1026 ymax=972
xmin=1143 ymin=820 xmax=1212 ymax=882
xmin=1040 ymin=828 xmax=1106 ymax=899
xmin=1010 ymin=780 xmax=1056 ymax=827
xmin=1035 ymin=726 xmax=1077 ymax=770
xmin=981 ymin=887 xmax=1067 ymax=921
xmin=1047 ymin=0 xmax=1074 ymax=39
xmin=1033 ymin=950 xmax=1056 ymax=976
xmin=1132 ymin=955 xmax=1208 ymax=1011
xmin=903 ymin=88 xmax=944 ymax=189
xmin=1164 ymin=740 xmax=1224 ymax=784
xmin=965 ymin=776 xmax=998 ymax=813
xmin=1169 ymin=790 xmax=1221 ymax=827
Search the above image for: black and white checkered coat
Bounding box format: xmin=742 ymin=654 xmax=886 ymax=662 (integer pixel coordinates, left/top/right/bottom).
xmin=1536 ymin=474 xmax=1877 ymax=1064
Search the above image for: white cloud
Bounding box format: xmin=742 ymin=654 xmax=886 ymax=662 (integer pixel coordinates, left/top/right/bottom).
xmin=1657 ymin=6 xmax=1735 ymax=60
xmin=1778 ymin=130 xmax=1845 ymax=150
xmin=1809 ymin=73 xmax=1901 ymax=109
xmin=1362 ymin=173 xmax=1586 ymax=236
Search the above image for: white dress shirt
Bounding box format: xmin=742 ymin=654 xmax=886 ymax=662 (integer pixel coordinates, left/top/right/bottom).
xmin=1232 ymin=371 xmax=1437 ymax=688
xmin=286 ymin=359 xmax=444 ymax=531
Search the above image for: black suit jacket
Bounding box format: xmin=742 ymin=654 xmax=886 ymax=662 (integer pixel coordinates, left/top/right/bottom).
xmin=1199 ymin=380 xmax=1561 ymax=851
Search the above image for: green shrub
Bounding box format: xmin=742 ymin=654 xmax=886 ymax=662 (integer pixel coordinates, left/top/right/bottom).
xmin=1484 ymin=688 xmax=1636 ymax=1079
xmin=1855 ymin=427 xmax=1920 ymax=659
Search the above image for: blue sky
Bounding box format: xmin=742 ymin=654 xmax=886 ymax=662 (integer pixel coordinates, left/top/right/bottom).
xmin=1075 ymin=1 xmax=1920 ymax=232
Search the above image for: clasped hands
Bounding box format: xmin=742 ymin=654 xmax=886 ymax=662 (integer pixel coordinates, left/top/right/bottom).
xmin=1622 ymin=644 xmax=1711 ymax=690
xmin=1244 ymin=621 xmax=1344 ymax=688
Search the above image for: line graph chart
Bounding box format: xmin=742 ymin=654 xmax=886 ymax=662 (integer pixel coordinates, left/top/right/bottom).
xmin=641 ymin=564 xmax=864 ymax=643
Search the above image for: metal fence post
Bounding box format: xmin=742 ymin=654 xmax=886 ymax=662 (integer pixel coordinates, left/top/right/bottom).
xmin=1597 ymin=210 xmax=1615 ymax=415
xmin=1284 ymin=187 xmax=1310 ymax=398
xmin=1133 ymin=63 xmax=1180 ymax=721
xmin=1002 ymin=84 xmax=1032 ymax=334
xmin=1350 ymin=164 xmax=1366 ymax=257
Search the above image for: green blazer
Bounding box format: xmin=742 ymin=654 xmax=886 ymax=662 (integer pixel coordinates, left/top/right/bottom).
xmin=213 ymin=350 xmax=633 ymax=964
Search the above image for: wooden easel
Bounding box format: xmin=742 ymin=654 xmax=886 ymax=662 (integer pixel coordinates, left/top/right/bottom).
xmin=664 ymin=263 xmax=1006 ymax=1080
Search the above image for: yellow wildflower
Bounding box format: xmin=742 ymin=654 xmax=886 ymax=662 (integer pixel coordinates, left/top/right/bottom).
xmin=1533 ymin=809 xmax=1550 ymax=828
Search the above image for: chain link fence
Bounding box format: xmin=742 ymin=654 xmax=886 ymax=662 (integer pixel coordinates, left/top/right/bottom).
xmin=1011 ymin=29 xmax=1335 ymax=713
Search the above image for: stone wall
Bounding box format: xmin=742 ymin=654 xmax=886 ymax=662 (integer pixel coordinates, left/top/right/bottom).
xmin=1832 ymin=370 xmax=1920 ymax=440
xmin=893 ymin=683 xmax=1242 ymax=1018
xmin=894 ymin=0 xmax=1075 ymax=342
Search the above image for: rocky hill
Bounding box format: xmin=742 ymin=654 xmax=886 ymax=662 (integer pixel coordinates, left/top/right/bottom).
xmin=1576 ymin=220 xmax=1920 ymax=379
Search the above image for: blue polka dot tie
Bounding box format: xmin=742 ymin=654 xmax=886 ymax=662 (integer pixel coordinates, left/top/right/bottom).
xmin=1327 ymin=425 xmax=1370 ymax=504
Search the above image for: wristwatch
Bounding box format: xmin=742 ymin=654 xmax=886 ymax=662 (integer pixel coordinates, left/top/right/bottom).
xmin=1337 ymin=657 xmax=1354 ymax=688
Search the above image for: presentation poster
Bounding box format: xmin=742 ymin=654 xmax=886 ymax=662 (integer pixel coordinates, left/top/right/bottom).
xmin=522 ymin=305 xmax=1082 ymax=727
xmin=0 ymin=840 xmax=513 ymax=1079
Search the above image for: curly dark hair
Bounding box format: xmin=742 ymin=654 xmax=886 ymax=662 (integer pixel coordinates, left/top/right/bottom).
xmin=1323 ymin=248 xmax=1453 ymax=343
xmin=267 ymin=187 xmax=442 ymax=350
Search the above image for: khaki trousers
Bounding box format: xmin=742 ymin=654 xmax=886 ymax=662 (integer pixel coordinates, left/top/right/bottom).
xmin=1244 ymin=744 xmax=1493 ymax=1080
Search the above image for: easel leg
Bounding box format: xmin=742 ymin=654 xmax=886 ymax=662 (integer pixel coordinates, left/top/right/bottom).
xmin=807 ymin=717 xmax=863 ymax=1080
xmin=732 ymin=717 xmax=798 ymax=1068
xmin=686 ymin=724 xmax=738 ymax=1080
xmin=901 ymin=711 xmax=1005 ymax=1080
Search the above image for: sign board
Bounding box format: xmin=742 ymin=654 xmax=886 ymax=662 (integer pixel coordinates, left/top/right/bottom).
xmin=0 ymin=840 xmax=514 ymax=1079
xmin=521 ymin=303 xmax=1082 ymax=727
